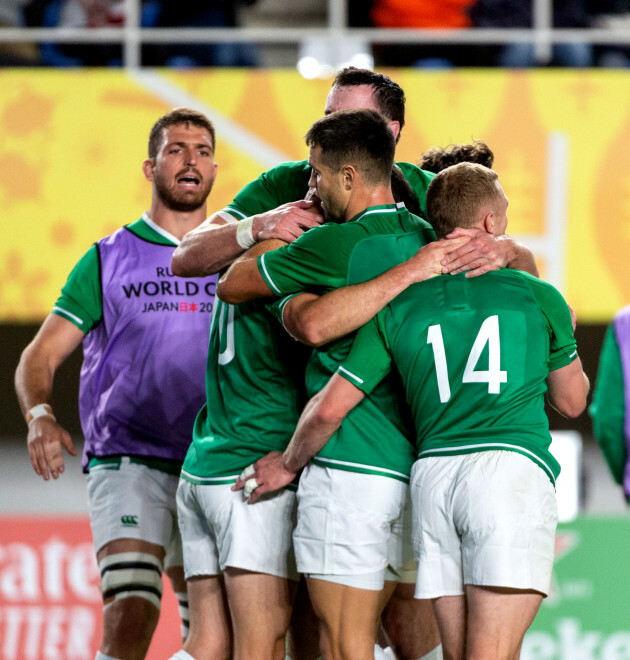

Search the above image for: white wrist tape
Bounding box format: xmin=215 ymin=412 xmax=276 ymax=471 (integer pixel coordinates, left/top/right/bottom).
xmin=235 ymin=217 xmax=256 ymax=250
xmin=26 ymin=403 xmax=56 ymax=426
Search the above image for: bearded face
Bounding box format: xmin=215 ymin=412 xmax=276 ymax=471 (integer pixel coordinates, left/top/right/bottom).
xmin=153 ymin=163 xmax=215 ymax=212
xmin=150 ymin=123 xmax=217 ymax=212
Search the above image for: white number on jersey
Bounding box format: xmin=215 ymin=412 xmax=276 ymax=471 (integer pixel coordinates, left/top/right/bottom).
xmin=427 ymin=315 xmax=507 ymax=403
xmin=210 ymin=297 xmax=235 ymax=366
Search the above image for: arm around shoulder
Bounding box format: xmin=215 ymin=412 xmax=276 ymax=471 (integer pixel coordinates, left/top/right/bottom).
xmin=502 ymin=236 xmax=539 ymax=277
xmin=171 ymin=213 xmax=236 ymax=277
xmin=216 ymin=239 xmax=283 ymax=303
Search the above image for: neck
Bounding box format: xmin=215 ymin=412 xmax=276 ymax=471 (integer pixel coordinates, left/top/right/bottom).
xmin=344 ymin=184 xmax=395 ymax=222
xmin=147 ymin=199 xmax=208 ymax=240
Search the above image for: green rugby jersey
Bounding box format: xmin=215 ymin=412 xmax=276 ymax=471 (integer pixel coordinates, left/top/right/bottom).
xmin=181 ymin=297 xmax=309 ymax=484
xmin=312 ymin=229 xmax=438 ymax=480
xmin=339 ymin=269 xmax=579 ymax=486
xmin=264 ymin=204 xmax=436 ymax=481
xmin=220 ymin=160 xmax=435 ymax=220
xmin=589 ymin=323 xmax=626 ymax=485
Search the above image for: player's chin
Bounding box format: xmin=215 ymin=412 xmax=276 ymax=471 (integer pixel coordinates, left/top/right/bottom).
xmin=167 ymin=194 xmax=206 ymax=213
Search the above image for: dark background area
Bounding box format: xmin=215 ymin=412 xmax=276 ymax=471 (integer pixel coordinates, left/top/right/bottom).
xmin=1 ymin=321 xmax=609 ymax=436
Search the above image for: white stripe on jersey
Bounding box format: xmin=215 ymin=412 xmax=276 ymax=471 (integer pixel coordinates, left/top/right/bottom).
xmin=337 ymin=366 xmax=364 ymax=384
xmin=259 ymin=254 xmax=283 ymax=295
xmin=52 ymin=306 xmax=84 ymax=326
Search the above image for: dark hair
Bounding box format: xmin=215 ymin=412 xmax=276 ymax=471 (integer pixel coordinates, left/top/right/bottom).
xmin=332 ymin=67 xmax=406 ymax=134
xmin=391 ymin=165 xmax=421 ymax=215
xmin=427 ymin=162 xmax=501 ymax=238
xmin=305 ymin=109 xmax=396 ymax=186
xmin=419 ymin=140 xmax=494 ymax=174
xmin=148 ymin=107 xmax=215 ymax=159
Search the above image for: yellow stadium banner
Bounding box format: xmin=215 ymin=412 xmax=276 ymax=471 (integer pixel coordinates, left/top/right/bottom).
xmin=1 ymin=68 xmax=628 ymax=323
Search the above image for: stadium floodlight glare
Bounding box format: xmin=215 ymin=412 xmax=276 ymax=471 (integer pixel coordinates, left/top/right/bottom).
xmin=297 ymin=37 xmax=373 ymax=79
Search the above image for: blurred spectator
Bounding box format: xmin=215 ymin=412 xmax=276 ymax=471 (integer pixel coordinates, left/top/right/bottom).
xmin=590 ymin=305 xmax=630 ymax=501
xmin=469 ymin=0 xmax=593 ymax=67
xmin=589 ymin=0 xmax=630 ymax=67
xmin=142 ymin=0 xmax=260 ymax=67
xmin=23 ymin=0 xmax=260 ymax=67
xmin=348 ymin=0 xmax=497 ymax=67
xmin=0 ymin=0 xmax=40 ymax=65
xmin=24 ymin=0 xmax=125 ymax=65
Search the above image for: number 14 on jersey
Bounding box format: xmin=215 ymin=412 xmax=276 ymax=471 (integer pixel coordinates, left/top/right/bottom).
xmin=427 ymin=315 xmax=508 ymax=403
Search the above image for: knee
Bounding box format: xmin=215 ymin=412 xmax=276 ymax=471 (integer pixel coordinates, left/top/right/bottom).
xmin=99 ymin=551 xmax=163 ymax=649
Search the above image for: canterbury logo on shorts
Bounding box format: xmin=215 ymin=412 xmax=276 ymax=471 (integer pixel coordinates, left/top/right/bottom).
xmin=121 ymin=515 xmax=139 ymax=527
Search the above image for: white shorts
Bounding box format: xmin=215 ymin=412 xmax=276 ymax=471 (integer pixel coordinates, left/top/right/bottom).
xmin=176 ymin=480 xmax=299 ymax=581
xmin=294 ymin=464 xmax=413 ymax=590
xmin=411 ymin=450 xmax=558 ymax=599
xmin=86 ymin=457 xmax=183 ymax=568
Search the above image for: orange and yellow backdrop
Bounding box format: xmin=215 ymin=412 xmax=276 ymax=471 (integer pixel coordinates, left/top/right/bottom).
xmin=1 ymin=68 xmax=629 ymax=323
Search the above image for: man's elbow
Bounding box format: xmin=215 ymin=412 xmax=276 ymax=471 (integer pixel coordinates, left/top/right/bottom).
xmin=288 ymin=317 xmax=329 ymax=348
xmin=170 ymin=249 xmax=188 ymax=277
xmin=216 ymin=278 xmax=246 ymax=304
xmin=550 ymin=378 xmax=590 ymax=418
xmin=314 ymin=398 xmax=347 ymax=427
xmin=554 ymin=397 xmax=587 ymax=419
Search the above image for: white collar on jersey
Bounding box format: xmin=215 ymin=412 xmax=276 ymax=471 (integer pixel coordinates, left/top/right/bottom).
xmin=142 ymin=212 xmax=181 ymax=245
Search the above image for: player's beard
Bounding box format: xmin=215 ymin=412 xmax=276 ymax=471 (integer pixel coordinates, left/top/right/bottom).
xmin=321 ymin=202 xmax=344 ymax=224
xmin=154 ymin=170 xmax=214 ymax=212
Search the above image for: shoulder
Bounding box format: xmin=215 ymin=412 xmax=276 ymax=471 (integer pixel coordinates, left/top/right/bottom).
xmin=395 ymin=162 xmax=436 ymax=187
xmin=97 ymin=224 xmax=132 ymax=247
xmin=496 ymin=270 xmax=568 ymax=309
xmin=257 ymin=160 xmax=311 ymax=186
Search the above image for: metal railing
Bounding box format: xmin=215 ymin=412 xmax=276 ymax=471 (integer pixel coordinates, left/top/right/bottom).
xmin=1 ymin=0 xmax=629 ymax=69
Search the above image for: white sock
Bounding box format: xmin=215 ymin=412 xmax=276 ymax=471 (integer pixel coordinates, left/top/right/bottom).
xmin=95 ymin=653 xmax=122 ymax=660
xmin=419 ymin=644 xmax=443 ymax=660
xmin=170 ymin=651 xmax=196 ymax=660
xmin=374 ymin=645 xmax=395 ymax=659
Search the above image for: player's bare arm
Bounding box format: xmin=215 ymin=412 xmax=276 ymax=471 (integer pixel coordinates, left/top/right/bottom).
xmin=440 ymin=227 xmax=539 ymax=278
xmin=171 ymin=201 xmax=323 ymax=277
xmin=15 ymin=315 xmax=83 ymax=481
xmin=547 ymin=357 xmax=590 ymax=418
xmin=216 ymin=238 xmax=284 ymax=303
xmin=233 ymin=374 xmax=366 ymax=504
xmin=282 ymin=237 xmax=469 ymax=347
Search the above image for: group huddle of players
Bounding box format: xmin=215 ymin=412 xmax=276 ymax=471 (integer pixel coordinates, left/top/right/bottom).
xmin=16 ymin=67 xmax=589 ymax=660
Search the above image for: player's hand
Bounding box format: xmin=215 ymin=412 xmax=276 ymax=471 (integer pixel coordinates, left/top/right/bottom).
xmin=440 ymin=228 xmax=513 ymax=277
xmin=401 ymin=236 xmax=471 ymax=283
xmin=27 ymin=417 xmax=77 ymax=481
xmin=253 ymin=200 xmax=324 ymax=244
xmin=232 ymin=451 xmax=297 ymax=504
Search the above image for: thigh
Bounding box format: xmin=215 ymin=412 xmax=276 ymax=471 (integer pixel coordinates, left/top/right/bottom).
xmin=466 ymin=585 xmax=543 ymax=659
xmin=184 ymin=575 xmax=231 ymax=660
xmin=87 ymin=459 xmax=179 ymax=554
xmin=432 ymin=595 xmax=466 ymax=660
xmin=380 ymin=583 xmax=441 ymax=660
xmin=307 ymin=577 xmax=382 ymax=660
xmin=224 ymin=568 xmax=297 ymax=660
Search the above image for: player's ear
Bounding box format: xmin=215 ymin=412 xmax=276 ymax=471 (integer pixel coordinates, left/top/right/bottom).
xmin=342 ymin=165 xmax=356 ymax=190
xmin=142 ymin=158 xmax=155 ymax=182
xmin=389 ymin=120 xmax=401 ymax=142
xmin=482 ymin=211 xmax=495 ymax=234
